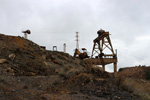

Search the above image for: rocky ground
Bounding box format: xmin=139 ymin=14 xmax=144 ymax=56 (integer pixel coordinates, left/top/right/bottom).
xmin=117 ymin=66 xmax=150 ymax=100
xmin=0 ymin=34 xmax=144 ymax=100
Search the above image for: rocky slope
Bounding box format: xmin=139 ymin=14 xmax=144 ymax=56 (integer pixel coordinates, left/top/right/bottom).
xmin=0 ymin=34 xmax=141 ymax=100
xmin=117 ymin=66 xmax=150 ymax=100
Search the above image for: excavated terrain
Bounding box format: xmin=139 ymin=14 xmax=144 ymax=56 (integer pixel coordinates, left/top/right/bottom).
xmin=0 ymin=34 xmax=142 ymax=100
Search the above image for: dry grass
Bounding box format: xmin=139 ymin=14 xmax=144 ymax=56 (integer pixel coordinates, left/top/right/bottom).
xmin=117 ymin=67 xmax=150 ymax=100
xmin=120 ymin=78 xmax=150 ymax=100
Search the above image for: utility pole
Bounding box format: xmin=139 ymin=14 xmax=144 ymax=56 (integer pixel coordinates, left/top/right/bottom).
xmin=76 ymin=32 xmax=79 ymax=49
xmin=64 ymin=43 xmax=66 ymax=53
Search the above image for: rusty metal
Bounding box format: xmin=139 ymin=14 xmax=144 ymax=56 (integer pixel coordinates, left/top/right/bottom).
xmin=74 ymin=32 xmax=89 ymax=59
xmin=74 ymin=48 xmax=89 ymax=59
xmin=85 ymin=58 xmax=117 ymax=65
xmin=88 ymin=29 xmax=117 ymax=73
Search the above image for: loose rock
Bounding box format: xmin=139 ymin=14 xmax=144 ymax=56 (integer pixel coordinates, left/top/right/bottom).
xmin=0 ymin=59 xmax=7 ymax=64
xmin=8 ymin=53 xmax=16 ymax=61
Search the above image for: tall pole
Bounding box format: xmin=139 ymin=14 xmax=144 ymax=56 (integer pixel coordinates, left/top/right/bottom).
xmin=22 ymin=29 xmax=31 ymax=39
xmin=64 ymin=43 xmax=66 ymax=53
xmin=76 ymin=32 xmax=79 ymax=49
xmin=24 ymin=33 xmax=27 ymax=39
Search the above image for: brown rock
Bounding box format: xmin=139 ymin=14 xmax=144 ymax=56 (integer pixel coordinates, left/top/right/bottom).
xmin=0 ymin=59 xmax=7 ymax=64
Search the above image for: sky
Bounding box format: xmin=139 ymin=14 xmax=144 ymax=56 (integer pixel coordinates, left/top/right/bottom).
xmin=0 ymin=0 xmax=150 ymax=72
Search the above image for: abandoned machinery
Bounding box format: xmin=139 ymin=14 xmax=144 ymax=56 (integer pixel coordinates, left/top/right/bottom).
xmin=74 ymin=29 xmax=118 ymax=73
xmin=73 ymin=48 xmax=89 ymax=59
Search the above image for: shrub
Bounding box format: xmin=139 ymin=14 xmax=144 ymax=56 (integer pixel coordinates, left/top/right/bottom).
xmin=58 ymin=72 xmax=65 ymax=77
xmin=118 ymin=68 xmax=124 ymax=72
xmin=145 ymin=70 xmax=150 ymax=80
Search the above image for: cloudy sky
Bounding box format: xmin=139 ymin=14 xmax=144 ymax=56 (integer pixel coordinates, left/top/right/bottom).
xmin=0 ymin=0 xmax=150 ymax=71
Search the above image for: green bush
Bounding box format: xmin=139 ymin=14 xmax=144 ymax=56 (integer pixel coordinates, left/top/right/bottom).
xmin=145 ymin=70 xmax=150 ymax=80
xmin=118 ymin=68 xmax=124 ymax=72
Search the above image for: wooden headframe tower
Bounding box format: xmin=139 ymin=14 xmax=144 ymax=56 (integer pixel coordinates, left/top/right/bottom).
xmin=90 ymin=29 xmax=117 ymax=73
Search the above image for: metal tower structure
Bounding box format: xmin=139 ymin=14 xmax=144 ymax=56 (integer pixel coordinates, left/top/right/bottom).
xmin=91 ymin=29 xmax=115 ymax=58
xmin=88 ymin=29 xmax=117 ymax=73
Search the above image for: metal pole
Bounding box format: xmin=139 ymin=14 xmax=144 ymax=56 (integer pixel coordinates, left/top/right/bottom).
xmin=114 ymin=62 xmax=117 ymax=77
xmin=64 ymin=43 xmax=66 ymax=53
xmin=76 ymin=32 xmax=79 ymax=49
xmin=24 ymin=33 xmax=27 ymax=39
xmin=102 ymin=65 xmax=105 ymax=71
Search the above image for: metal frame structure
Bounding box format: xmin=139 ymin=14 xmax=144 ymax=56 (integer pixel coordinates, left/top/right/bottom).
xmin=89 ymin=29 xmax=117 ymax=73
xmin=53 ymin=46 xmax=57 ymax=51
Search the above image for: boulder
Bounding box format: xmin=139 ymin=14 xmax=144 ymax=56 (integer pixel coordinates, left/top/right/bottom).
xmin=8 ymin=53 xmax=16 ymax=61
xmin=0 ymin=59 xmax=7 ymax=64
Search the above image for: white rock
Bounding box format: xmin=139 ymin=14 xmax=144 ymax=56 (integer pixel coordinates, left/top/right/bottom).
xmin=9 ymin=53 xmax=15 ymax=61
